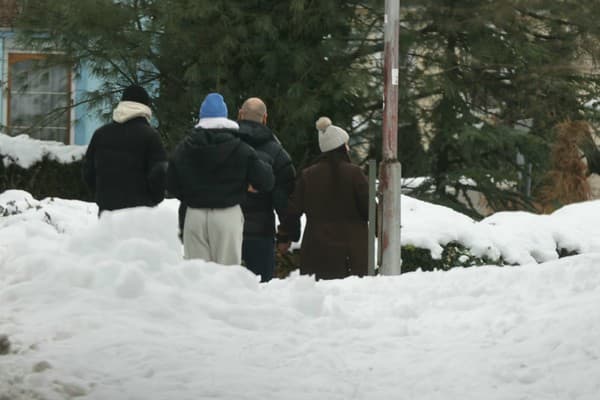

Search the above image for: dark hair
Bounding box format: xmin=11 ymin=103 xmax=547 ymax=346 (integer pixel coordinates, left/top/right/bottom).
xmin=322 ymin=144 xmax=350 ymax=161
xmin=317 ymin=144 xmax=351 ymax=186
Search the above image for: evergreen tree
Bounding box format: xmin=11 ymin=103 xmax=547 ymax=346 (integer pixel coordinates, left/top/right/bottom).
xmin=16 ymin=0 xmax=600 ymax=216
xmin=16 ymin=0 xmax=383 ymax=164
xmin=399 ymin=0 xmax=600 ymax=216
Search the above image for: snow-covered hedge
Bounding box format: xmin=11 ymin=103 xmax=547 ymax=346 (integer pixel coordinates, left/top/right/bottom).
xmin=2 ymin=189 xmax=597 ymax=282
xmin=0 ymin=134 xmax=91 ymax=200
xmin=279 ymin=195 xmax=600 ymax=274
xmin=401 ymin=195 xmax=600 ymax=271
xmin=4 ymin=190 xmax=598 ymax=277
xmin=0 ymin=134 xmax=86 ymax=168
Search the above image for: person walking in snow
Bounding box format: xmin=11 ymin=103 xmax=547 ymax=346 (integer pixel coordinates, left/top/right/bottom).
xmin=167 ymin=93 xmax=274 ymax=265
xmin=277 ymin=117 xmax=369 ymax=280
xmin=236 ymin=97 xmax=296 ymax=282
xmin=82 ymin=84 xmax=167 ymax=214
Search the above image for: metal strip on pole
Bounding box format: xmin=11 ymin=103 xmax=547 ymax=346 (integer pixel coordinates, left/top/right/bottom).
xmin=367 ymin=159 xmax=377 ymax=276
xmin=379 ymin=0 xmax=402 ymax=275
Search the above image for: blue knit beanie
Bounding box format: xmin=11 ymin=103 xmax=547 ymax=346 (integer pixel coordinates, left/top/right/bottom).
xmin=199 ymin=93 xmax=228 ymax=119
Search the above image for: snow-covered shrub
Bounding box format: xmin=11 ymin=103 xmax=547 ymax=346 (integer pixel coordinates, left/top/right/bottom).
xmin=401 ymin=241 xmax=505 ymax=272
xmin=0 ymin=198 xmax=40 ymax=217
xmin=275 ymin=242 xmax=582 ymax=278
xmin=274 ymin=242 xmax=505 ymax=278
xmin=0 ymin=155 xmax=91 ymax=201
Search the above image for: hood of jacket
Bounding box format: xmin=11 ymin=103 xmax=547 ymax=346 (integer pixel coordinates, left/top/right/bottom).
xmin=181 ymin=126 xmax=242 ymax=171
xmin=112 ymin=101 xmax=152 ymax=123
xmin=237 ymin=120 xmax=279 ymax=147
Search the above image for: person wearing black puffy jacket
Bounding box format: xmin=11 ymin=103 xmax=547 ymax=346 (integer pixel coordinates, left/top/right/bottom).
xmin=236 ymin=98 xmax=295 ymax=282
xmin=167 ymin=93 xmax=274 ymax=266
xmin=82 ymin=84 xmax=167 ymax=213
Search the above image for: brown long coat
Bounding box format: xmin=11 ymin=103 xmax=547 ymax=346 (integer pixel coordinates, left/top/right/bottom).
xmin=281 ymin=151 xmax=369 ymax=280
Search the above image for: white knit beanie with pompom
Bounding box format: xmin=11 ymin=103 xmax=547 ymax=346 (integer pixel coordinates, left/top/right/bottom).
xmin=316 ymin=116 xmax=349 ymax=153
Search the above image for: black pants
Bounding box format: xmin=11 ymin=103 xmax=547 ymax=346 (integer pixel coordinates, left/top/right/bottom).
xmin=242 ymin=237 xmax=275 ymax=282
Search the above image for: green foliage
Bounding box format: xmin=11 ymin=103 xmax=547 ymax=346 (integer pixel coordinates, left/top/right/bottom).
xmin=0 ymin=157 xmax=92 ymax=201
xmin=399 ymin=0 xmax=600 ymax=216
xmin=400 ymin=241 xmax=581 ymax=274
xmin=14 ymin=0 xmax=600 ymax=218
xmin=401 ymin=242 xmax=504 ymax=273
xmin=16 ymin=0 xmax=384 ymax=163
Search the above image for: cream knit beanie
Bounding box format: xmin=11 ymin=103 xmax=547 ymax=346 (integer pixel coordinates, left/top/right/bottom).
xmin=316 ymin=117 xmax=349 ymax=153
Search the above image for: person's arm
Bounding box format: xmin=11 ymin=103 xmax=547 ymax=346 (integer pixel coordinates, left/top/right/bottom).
xmin=276 ymin=172 xmax=305 ymax=251
xmin=271 ymin=147 xmax=296 ymax=219
xmin=166 ymin=148 xmax=182 ymax=199
xmin=145 ymin=130 xmax=168 ymax=205
xmin=246 ymin=147 xmax=275 ymax=193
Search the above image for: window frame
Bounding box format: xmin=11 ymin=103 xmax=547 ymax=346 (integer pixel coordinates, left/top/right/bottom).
xmin=7 ymin=52 xmax=73 ymax=144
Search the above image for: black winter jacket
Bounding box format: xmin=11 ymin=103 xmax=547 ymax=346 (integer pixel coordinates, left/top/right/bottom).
xmin=237 ymin=120 xmax=296 ymax=237
xmin=167 ymin=127 xmax=274 ymax=209
xmin=82 ymin=117 xmax=167 ymax=212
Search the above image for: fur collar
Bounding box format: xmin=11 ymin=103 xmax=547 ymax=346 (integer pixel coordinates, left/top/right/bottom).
xmin=112 ymin=101 xmax=152 ymax=123
xmin=195 ymin=117 xmax=239 ymax=130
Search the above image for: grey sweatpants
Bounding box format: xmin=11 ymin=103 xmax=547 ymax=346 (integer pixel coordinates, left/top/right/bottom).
xmin=183 ymin=205 xmax=244 ymax=265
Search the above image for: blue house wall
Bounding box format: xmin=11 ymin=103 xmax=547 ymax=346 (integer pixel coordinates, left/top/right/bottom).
xmin=73 ymin=65 xmax=105 ymax=145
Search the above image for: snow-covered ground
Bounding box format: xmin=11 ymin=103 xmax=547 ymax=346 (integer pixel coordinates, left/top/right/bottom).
xmin=1 ymin=190 xmax=599 ymax=400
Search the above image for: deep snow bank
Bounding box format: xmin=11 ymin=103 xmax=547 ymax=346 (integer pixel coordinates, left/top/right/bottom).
xmin=0 ymin=191 xmax=599 ymax=399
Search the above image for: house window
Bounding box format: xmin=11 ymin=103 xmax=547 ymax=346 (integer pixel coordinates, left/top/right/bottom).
xmin=8 ymin=53 xmax=71 ymax=143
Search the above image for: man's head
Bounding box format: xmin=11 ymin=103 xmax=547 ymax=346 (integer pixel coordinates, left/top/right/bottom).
xmin=238 ymin=97 xmax=267 ymax=125
xmin=121 ymin=84 xmax=151 ymax=106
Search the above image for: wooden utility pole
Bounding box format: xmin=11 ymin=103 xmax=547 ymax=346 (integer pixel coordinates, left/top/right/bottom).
xmin=379 ymin=0 xmax=402 ymax=275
